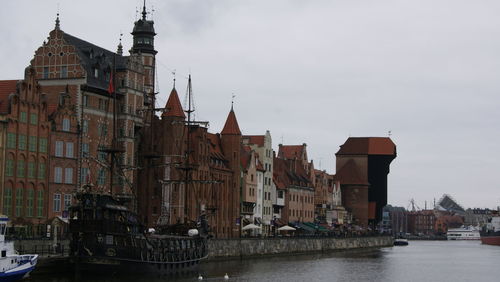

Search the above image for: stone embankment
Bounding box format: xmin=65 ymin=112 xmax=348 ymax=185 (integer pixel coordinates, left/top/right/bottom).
xmin=207 ymin=236 xmax=393 ymax=259
xmin=14 ymin=236 xmax=393 ymax=266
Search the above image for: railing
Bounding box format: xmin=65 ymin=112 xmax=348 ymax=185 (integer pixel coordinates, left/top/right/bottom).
xmin=16 ymin=243 xmax=69 ymax=257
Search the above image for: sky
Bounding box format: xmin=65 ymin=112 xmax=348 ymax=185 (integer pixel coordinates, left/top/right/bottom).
xmin=1 ymin=0 xmax=499 ymax=210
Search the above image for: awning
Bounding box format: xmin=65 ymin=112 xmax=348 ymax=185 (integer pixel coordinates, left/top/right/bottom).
xmin=242 ymin=223 xmax=261 ymax=231
xmin=295 ymin=222 xmax=315 ymax=233
xmin=277 ymin=225 xmax=296 ymax=231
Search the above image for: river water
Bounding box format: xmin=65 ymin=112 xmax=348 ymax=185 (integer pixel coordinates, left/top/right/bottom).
xmin=29 ymin=240 xmax=500 ymax=282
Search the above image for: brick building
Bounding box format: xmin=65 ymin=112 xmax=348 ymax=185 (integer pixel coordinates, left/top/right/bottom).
xmin=274 ymin=144 xmax=315 ymax=224
xmin=335 ymin=137 xmax=396 ymax=227
xmin=0 ymin=6 xmax=154 ymax=234
xmin=0 ymin=72 xmax=50 ymax=236
xmin=139 ymin=82 xmax=243 ymax=238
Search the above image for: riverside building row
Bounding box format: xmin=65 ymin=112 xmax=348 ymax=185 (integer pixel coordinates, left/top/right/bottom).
xmin=0 ymin=7 xmax=396 ymax=239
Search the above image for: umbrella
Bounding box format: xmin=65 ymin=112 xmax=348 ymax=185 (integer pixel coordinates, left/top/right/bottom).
xmin=242 ymin=223 xmax=261 ymax=231
xmin=277 ymin=225 xmax=296 ymax=231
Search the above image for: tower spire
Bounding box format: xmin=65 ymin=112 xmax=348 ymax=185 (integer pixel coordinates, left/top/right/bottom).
xmin=117 ymin=32 xmax=123 ymax=55
xmin=55 ymin=12 xmax=60 ymax=30
xmin=142 ymin=0 xmax=147 ymax=20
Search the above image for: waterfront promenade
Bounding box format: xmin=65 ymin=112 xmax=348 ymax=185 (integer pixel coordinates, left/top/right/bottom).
xmin=14 ymin=234 xmax=392 ymax=274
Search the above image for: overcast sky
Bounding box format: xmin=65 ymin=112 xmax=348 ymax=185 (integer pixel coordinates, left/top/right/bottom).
xmin=2 ymin=0 xmax=499 ymax=209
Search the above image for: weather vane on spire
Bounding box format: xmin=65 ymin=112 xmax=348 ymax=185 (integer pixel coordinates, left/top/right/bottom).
xmin=172 ymin=70 xmax=176 ymax=88
xmin=142 ymin=0 xmax=147 ymax=20
xmin=55 ymin=3 xmax=61 ymax=29
xmin=231 ymin=93 xmax=236 ymax=110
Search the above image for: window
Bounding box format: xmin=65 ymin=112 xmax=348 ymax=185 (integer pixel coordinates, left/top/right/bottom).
xmin=82 ymin=143 xmax=89 ymax=157
xmin=15 ymin=188 xmax=23 ymax=217
xmin=98 ymin=124 xmax=108 ymax=137
xmin=61 ymin=66 xmax=67 ymax=78
xmin=54 ymin=167 xmax=62 ymax=183
xmin=81 ymin=167 xmax=89 ymax=183
xmin=64 ymin=194 xmax=72 ymax=211
xmin=55 ymin=141 xmax=64 ymax=157
xmin=3 ymin=188 xmax=12 ymax=216
xmin=62 ymin=118 xmax=70 ymax=131
xmin=30 ymin=113 xmax=38 ymax=125
xmin=28 ymin=162 xmax=35 ymax=178
xmin=82 ymin=95 xmax=89 ymax=107
xmin=98 ymin=146 xmax=107 ymax=161
xmin=64 ymin=168 xmax=73 ymax=184
xmin=17 ymin=160 xmax=25 ymax=177
xmin=53 ymin=194 xmax=61 ymax=212
xmin=43 ymin=67 xmax=49 ymax=79
xmin=98 ymin=99 xmax=108 ymax=111
xmin=93 ymin=68 xmax=98 ymax=78
xmin=6 ymin=133 xmax=16 ymax=149
xmin=38 ymin=163 xmax=46 ymax=179
xmin=5 ymin=160 xmax=14 ymax=177
xmin=97 ymin=169 xmax=106 ymax=185
xmin=39 ymin=138 xmax=48 ymax=153
xmin=19 ymin=112 xmax=27 ymax=123
xmin=66 ymin=142 xmax=74 ymax=158
xmin=27 ymin=189 xmax=34 ymax=217
xmin=82 ymin=120 xmax=89 ymax=133
xmin=37 ymin=190 xmax=43 ymax=217
xmin=29 ymin=136 xmax=37 ymax=152
xmin=18 ymin=135 xmax=26 ymax=150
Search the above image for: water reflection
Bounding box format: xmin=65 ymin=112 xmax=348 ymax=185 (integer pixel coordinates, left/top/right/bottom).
xmin=29 ymin=241 xmax=500 ymax=282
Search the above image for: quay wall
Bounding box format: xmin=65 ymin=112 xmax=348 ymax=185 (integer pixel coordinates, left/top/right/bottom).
xmin=207 ymin=236 xmax=393 ymax=259
xmin=14 ymin=236 xmax=393 ymax=261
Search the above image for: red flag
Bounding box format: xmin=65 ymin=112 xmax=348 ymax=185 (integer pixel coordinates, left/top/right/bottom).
xmin=107 ymin=72 xmax=114 ymax=94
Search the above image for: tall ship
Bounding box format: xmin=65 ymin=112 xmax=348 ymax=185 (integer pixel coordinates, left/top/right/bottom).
xmin=480 ymin=216 xmax=500 ymax=246
xmin=446 ymin=226 xmax=480 ymax=240
xmin=69 ymin=44 xmax=211 ymax=272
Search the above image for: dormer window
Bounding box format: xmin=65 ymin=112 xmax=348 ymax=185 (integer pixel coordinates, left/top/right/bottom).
xmin=62 ymin=118 xmax=70 ymax=132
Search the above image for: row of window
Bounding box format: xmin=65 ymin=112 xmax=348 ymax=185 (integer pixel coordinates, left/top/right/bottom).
xmin=291 ymin=209 xmax=314 ymax=218
xmin=55 ymin=141 xmax=74 ymax=158
xmin=3 ymin=188 xmax=43 ymax=217
xmin=3 ymin=189 xmax=72 ymax=216
xmin=43 ymin=66 xmax=68 ymax=79
xmin=5 ymin=160 xmax=45 ymax=179
xmin=16 ymin=112 xmax=38 ymax=125
xmin=53 ymin=167 xmax=73 ymax=184
xmin=53 ymin=193 xmax=72 ymax=213
xmin=289 ymin=194 xmax=314 ymax=204
xmin=7 ymin=134 xmax=48 ymax=152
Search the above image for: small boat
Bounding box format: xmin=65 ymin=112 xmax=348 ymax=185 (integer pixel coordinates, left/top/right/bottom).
xmin=394 ymin=237 xmax=409 ymax=246
xmin=480 ymin=216 xmax=500 ymax=246
xmin=446 ymin=225 xmax=480 ymax=240
xmin=0 ymin=215 xmax=38 ymax=281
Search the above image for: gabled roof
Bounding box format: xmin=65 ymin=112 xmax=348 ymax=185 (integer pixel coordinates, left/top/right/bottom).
xmin=336 ymin=137 xmax=396 ymax=156
xmin=162 ymin=87 xmax=185 ymax=118
xmin=221 ymin=109 xmax=241 ymax=135
xmin=243 ymin=135 xmax=265 ymax=146
xmin=335 ymin=159 xmax=369 ymax=185
xmin=278 ymin=144 xmax=305 ymax=160
xmin=0 ymin=80 xmax=19 ymax=114
xmin=62 ymin=32 xmax=128 ymax=92
xmin=207 ymin=133 xmax=227 ymax=162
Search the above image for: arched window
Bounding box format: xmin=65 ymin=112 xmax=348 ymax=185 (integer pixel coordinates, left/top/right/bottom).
xmin=15 ymin=183 xmax=24 ymax=217
xmin=27 ymin=184 xmax=35 ymax=217
xmin=3 ymin=182 xmax=13 ymax=216
xmin=37 ymin=184 xmax=45 ymax=217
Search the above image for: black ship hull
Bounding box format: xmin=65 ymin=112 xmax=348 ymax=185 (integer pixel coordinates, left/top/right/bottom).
xmin=69 ymin=192 xmax=209 ymax=274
